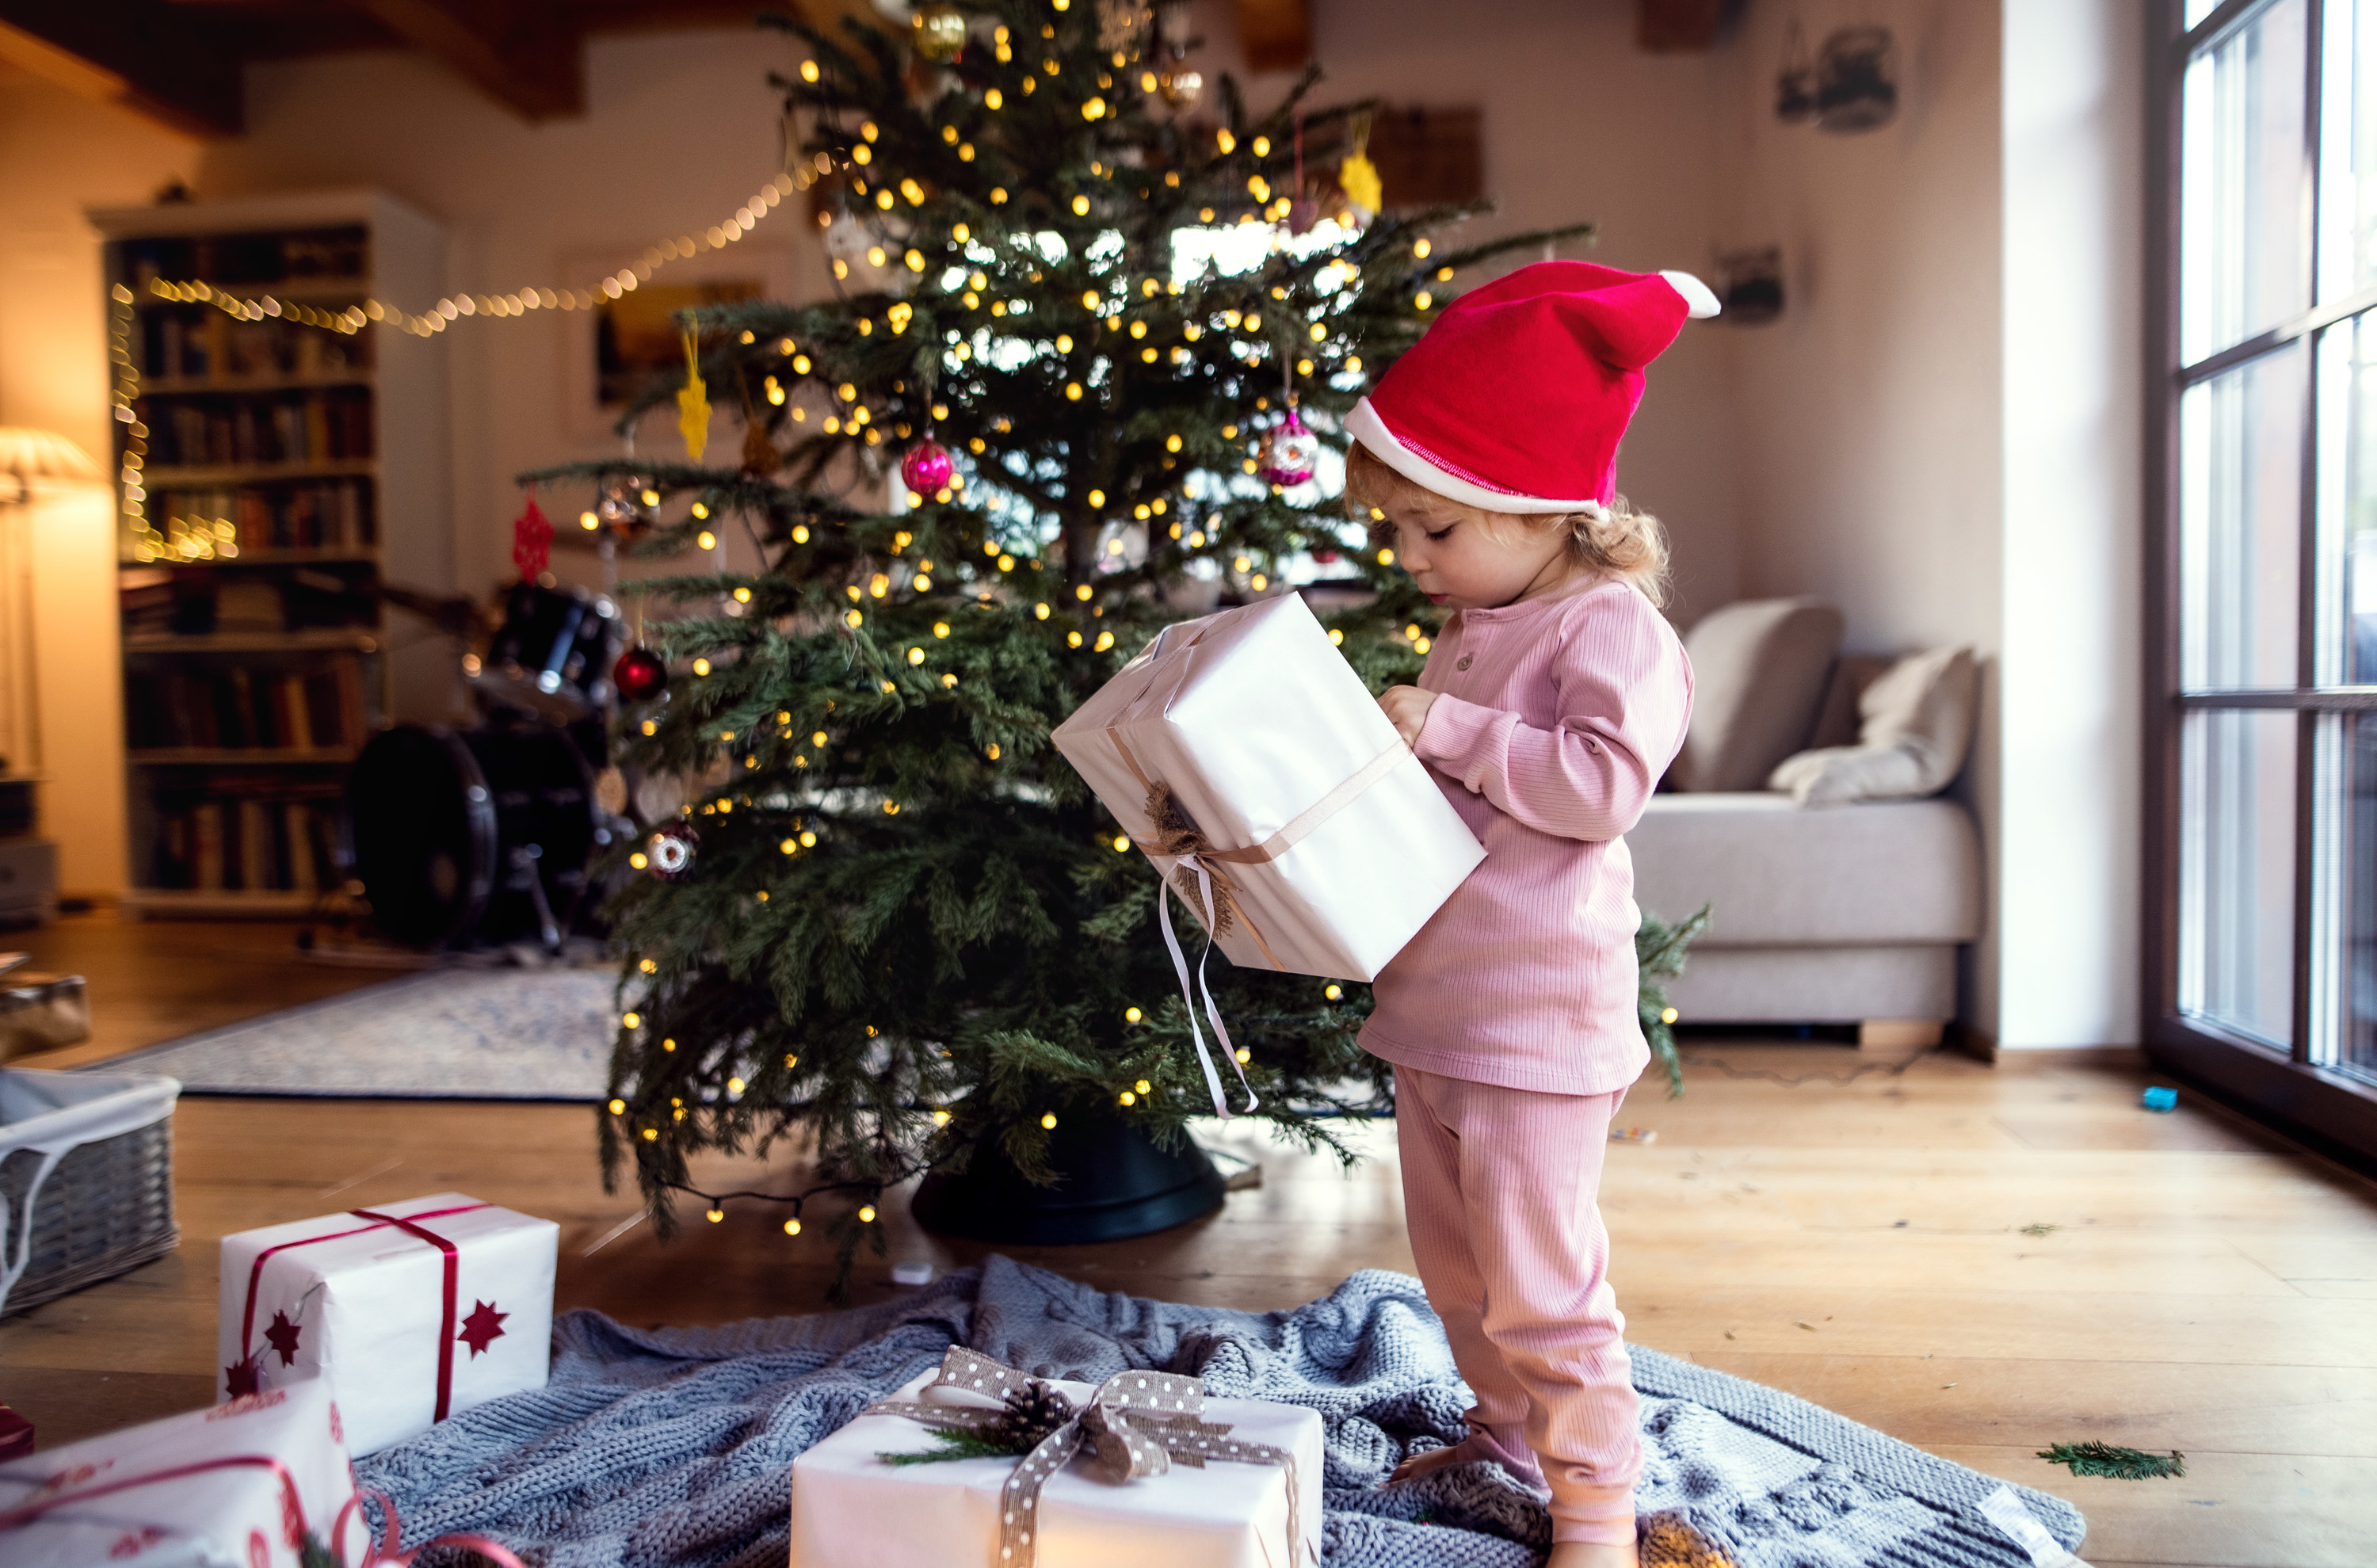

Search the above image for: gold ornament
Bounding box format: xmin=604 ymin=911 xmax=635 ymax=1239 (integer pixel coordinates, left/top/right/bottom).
xmin=677 ymin=326 xmax=711 ymax=461
xmin=913 ymin=3 xmax=967 ymax=64
xmin=1158 ymin=67 xmax=1202 ymax=109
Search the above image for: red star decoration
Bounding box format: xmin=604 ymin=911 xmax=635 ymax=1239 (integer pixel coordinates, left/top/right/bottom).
xmin=224 ymin=1356 xmax=261 ymax=1398
xmin=456 ymin=1299 xmax=508 ymax=1357
xmin=263 ymin=1310 xmax=303 ymax=1368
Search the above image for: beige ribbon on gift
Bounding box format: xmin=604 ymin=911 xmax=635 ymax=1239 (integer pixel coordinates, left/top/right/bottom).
xmin=1105 ymin=731 xmax=1408 ymax=1120
xmin=863 ymin=1346 xmax=1305 ymax=1568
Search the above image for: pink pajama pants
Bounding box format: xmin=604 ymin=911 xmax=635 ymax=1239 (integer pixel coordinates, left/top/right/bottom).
xmin=1394 ymin=1065 xmax=1641 ymax=1547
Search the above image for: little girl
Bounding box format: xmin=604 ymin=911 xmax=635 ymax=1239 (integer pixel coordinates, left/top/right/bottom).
xmin=1341 ymin=260 xmax=1715 ymax=1568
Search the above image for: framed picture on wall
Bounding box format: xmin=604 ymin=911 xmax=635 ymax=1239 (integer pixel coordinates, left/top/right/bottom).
xmin=562 ymin=242 xmax=796 ymax=447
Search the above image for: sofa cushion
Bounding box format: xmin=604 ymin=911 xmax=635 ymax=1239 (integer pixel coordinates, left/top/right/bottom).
xmin=1627 ymin=792 xmax=1982 ymax=946
xmin=1768 ymin=645 xmax=1978 ymax=805
xmin=1803 ymin=654 xmax=1894 ymax=750
xmin=1667 ymin=598 xmax=1844 ymax=792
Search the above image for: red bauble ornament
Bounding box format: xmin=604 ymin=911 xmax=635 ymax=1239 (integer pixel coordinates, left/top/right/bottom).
xmin=612 ymin=647 xmax=668 ymax=703
xmin=1258 ymin=406 xmax=1319 ymax=486
xmin=900 ymin=438 xmax=956 ymax=495
xmin=647 ymin=822 xmax=699 ymax=881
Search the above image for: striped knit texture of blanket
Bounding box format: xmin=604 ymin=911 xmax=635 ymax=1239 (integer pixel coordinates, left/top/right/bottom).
xmin=357 ymin=1256 xmax=2084 ymax=1568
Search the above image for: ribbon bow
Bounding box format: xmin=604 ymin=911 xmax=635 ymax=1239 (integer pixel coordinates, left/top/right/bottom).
xmin=1137 ymin=783 xmax=1264 ymax=1120
xmin=864 ymin=1347 xmax=1303 ymax=1568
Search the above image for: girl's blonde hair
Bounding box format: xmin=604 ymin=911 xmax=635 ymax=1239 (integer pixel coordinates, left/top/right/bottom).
xmin=1343 ymin=442 xmax=1671 ymax=609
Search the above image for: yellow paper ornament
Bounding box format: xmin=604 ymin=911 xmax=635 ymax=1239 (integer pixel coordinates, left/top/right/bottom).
xmin=1338 ymin=150 xmax=1383 ymax=219
xmin=677 ymin=326 xmax=711 ymax=461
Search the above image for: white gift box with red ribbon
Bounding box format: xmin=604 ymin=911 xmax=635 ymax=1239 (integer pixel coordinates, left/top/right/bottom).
xmin=0 ymin=1379 xmax=366 ymax=1568
xmin=216 ymin=1192 xmax=559 ymax=1457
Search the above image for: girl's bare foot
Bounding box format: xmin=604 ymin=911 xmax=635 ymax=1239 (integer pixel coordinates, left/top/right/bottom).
xmin=1384 ymin=1444 xmax=1471 ymax=1486
xmin=1545 ymin=1543 xmax=1639 ymax=1568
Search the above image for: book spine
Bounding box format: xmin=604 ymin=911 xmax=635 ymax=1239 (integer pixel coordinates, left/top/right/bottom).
xmin=286 ymin=802 xmax=318 ymax=892
xmin=238 ymin=799 xmax=270 ymax=891
xmin=193 ymin=803 xmax=224 ymax=891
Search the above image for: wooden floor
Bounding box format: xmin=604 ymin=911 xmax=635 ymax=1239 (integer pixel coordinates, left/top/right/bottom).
xmin=5 ymin=913 xmax=2375 ymax=1567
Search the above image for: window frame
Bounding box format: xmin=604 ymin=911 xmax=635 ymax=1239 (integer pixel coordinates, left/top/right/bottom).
xmin=2145 ymin=0 xmax=2377 ymax=1158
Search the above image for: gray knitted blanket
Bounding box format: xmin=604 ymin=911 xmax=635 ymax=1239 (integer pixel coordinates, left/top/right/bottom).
xmin=357 ymin=1256 xmax=2084 ymax=1568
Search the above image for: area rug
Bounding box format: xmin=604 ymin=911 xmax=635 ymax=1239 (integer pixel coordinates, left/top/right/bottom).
xmin=357 ymin=1255 xmax=2085 ymax=1568
xmin=97 ymin=968 xmax=615 ymax=1101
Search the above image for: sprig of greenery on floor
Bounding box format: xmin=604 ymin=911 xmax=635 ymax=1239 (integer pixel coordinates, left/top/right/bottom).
xmin=2036 ymin=1441 xmax=2186 ymax=1479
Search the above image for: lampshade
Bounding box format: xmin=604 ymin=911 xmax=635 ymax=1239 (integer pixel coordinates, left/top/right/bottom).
xmin=0 ymin=429 xmax=105 ymax=502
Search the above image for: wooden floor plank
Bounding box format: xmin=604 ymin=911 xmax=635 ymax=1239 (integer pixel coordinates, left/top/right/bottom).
xmin=3 ymin=913 xmax=2376 ymax=1566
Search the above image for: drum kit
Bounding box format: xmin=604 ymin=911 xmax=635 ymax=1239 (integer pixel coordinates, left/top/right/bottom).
xmin=343 ymin=580 xmax=631 ymax=951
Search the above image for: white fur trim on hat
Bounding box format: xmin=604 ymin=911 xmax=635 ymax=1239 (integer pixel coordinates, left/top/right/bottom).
xmin=1345 ymin=399 xmax=1608 ymax=520
xmin=1661 ymin=269 xmax=1722 ymax=319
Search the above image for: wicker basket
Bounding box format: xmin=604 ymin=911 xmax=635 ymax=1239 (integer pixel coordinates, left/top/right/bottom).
xmin=0 ymin=1068 xmax=180 ymax=1318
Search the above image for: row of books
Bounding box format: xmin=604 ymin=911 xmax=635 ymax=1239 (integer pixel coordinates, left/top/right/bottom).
xmin=147 ymin=795 xmax=343 ymax=895
xmin=142 ymin=311 xmax=370 ymax=381
xmin=123 ymin=567 xmax=380 ymax=638
xmin=121 ymin=227 xmax=368 ymax=288
xmin=125 ymin=663 xmax=368 ymax=752
xmin=151 ymin=390 xmax=373 ymax=470
xmin=143 ymin=482 xmax=376 ymax=551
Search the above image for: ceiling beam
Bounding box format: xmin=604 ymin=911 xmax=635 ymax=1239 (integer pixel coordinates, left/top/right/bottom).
xmin=349 ymin=0 xmax=583 ymax=120
xmin=1233 ymin=0 xmax=1311 ymax=74
xmin=1638 ymin=0 xmax=1733 ymax=53
xmin=0 ymin=0 xmax=243 ymax=137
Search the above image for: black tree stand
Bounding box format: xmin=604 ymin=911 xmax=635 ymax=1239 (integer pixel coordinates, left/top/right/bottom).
xmin=910 ymin=1115 xmax=1227 ymax=1245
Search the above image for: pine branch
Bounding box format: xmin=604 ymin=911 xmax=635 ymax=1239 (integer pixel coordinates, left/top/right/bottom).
xmin=2036 ymin=1442 xmax=2186 ymax=1480
xmin=877 ymin=1427 xmax=1036 ymax=1466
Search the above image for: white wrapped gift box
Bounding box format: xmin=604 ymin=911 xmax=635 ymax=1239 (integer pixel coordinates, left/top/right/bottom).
xmin=0 ymin=1379 xmax=364 ymax=1568
xmin=789 ymin=1366 xmax=1323 ymax=1568
xmin=1052 ymin=593 xmax=1483 ymax=983
xmin=217 ymin=1191 xmax=558 ymax=1457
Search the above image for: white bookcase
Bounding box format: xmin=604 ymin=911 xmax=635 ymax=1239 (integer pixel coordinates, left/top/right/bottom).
xmin=91 ymin=191 xmax=456 ymax=917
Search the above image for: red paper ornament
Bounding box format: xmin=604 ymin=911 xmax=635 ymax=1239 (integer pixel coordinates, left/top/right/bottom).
xmin=612 ymin=646 xmax=668 ymax=703
xmin=900 ymin=438 xmax=956 ymax=495
xmin=511 ymin=487 xmax=554 ymax=578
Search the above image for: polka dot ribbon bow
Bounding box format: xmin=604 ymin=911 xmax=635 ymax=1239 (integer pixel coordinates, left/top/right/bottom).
xmin=864 ymin=1346 xmax=1303 ymax=1568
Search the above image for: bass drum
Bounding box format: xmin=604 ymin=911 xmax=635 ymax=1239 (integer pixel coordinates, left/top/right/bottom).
xmin=345 ymin=720 xmax=601 ymax=948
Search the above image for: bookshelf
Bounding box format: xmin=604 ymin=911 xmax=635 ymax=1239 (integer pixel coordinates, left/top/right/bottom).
xmin=92 ymin=191 xmax=456 ymax=918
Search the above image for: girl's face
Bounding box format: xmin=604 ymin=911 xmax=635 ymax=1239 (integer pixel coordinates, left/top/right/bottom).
xmin=1379 ymin=490 xmax=1576 ymax=611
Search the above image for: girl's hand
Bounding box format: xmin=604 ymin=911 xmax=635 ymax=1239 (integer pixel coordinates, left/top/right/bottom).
xmin=1379 ymin=685 xmax=1439 ymax=750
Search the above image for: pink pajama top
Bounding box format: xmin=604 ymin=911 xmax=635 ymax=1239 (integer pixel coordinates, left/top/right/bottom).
xmin=1360 ymin=577 xmax=1695 ymax=1096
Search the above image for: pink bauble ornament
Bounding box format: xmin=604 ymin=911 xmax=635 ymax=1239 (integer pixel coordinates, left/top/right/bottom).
xmin=900 ymin=438 xmax=956 ymax=495
xmin=612 ymin=646 xmax=668 ymax=703
xmin=1258 ymin=407 xmax=1319 ymax=486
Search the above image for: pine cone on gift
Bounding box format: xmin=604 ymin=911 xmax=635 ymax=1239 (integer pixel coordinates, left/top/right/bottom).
xmin=987 ymin=1380 xmax=1078 ymax=1451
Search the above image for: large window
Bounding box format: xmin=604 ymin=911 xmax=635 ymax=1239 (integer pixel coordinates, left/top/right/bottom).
xmin=2151 ymin=0 xmax=2377 ymax=1152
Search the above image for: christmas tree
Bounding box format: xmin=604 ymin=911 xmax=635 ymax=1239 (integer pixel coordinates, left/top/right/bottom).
xmin=532 ymin=1 xmax=1607 ymax=1274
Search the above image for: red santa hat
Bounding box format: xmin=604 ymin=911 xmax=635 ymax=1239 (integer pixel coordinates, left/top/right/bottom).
xmin=1344 ymin=261 xmax=1719 ymax=518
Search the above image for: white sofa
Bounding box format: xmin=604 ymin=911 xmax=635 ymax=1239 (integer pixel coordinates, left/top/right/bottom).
xmin=1628 ymin=600 xmax=1985 ymax=1045
xmin=1630 ymin=792 xmax=1982 ymax=1037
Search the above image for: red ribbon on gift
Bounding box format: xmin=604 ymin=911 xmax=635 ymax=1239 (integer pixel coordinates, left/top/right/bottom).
xmin=0 ymin=1448 xmax=527 ymax=1568
xmin=238 ymin=1203 xmax=491 ymax=1421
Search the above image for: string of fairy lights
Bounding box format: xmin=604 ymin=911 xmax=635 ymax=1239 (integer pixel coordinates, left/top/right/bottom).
xmin=109 ymin=166 xmax=815 ymax=562
xmin=132 ymin=172 xmax=807 ymax=338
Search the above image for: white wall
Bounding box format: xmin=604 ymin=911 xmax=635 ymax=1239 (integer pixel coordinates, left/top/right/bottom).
xmin=1998 ymin=0 xmax=2143 ymax=1048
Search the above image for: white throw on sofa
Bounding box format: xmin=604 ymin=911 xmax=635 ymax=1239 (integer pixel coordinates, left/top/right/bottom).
xmin=1627 ymin=599 xmax=1984 ymax=1046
